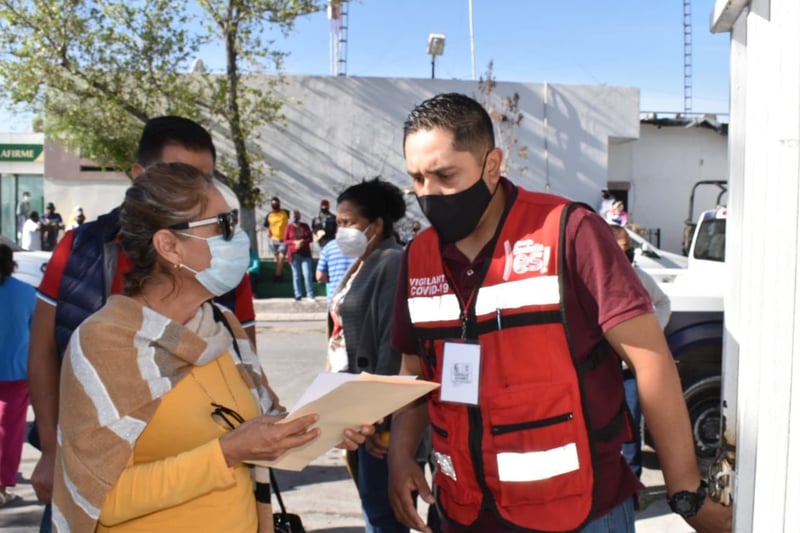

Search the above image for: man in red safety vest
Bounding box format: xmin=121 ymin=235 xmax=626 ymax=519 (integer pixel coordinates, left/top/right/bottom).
xmin=387 ymin=93 xmax=732 ymax=533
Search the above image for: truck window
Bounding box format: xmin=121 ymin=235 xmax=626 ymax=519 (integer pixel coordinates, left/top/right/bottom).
xmin=692 ymin=219 xmax=726 ymax=262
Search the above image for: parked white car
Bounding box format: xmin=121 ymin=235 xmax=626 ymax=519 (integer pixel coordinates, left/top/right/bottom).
xmin=0 ymin=235 xmax=50 ymax=287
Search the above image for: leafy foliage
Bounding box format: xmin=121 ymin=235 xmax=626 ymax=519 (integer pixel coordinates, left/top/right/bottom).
xmin=0 ymin=0 xmax=321 ymax=215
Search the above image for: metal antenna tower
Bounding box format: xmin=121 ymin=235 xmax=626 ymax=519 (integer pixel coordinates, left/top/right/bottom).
xmin=328 ymin=1 xmax=349 ymax=76
xmin=683 ymin=0 xmax=692 ymax=113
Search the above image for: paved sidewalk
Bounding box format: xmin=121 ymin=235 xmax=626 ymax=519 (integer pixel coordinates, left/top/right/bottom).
xmin=255 ymin=296 xmax=328 ymax=322
xmin=0 ymin=434 xmax=691 ymax=532
xmin=0 ymin=303 xmax=694 ymax=532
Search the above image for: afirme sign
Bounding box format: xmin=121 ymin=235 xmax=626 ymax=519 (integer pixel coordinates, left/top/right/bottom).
xmin=0 ymin=144 xmax=44 ymax=162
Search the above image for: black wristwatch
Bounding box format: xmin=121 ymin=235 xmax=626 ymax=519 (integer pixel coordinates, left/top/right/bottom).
xmin=668 ymin=480 xmax=708 ymax=518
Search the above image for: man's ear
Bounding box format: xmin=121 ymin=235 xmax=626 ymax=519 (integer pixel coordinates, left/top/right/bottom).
xmin=152 ymin=229 xmax=182 ymax=266
xmin=484 ymin=147 xmax=504 ymax=183
xmin=131 ymin=162 xmax=144 ymax=178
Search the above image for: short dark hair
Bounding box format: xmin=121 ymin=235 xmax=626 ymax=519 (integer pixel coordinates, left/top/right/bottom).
xmin=403 ymin=93 xmax=495 ymax=162
xmin=136 ymin=116 xmax=216 ymax=168
xmin=337 ymin=177 xmax=406 ymax=239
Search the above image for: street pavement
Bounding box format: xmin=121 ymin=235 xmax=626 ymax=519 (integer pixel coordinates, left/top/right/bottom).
xmin=0 ymin=298 xmax=693 ymax=532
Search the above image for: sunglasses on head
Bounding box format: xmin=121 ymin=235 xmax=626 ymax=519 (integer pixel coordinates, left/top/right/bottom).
xmin=168 ymin=209 xmax=239 ymax=241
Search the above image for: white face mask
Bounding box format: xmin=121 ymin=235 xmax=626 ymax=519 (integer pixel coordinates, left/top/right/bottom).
xmin=336 ymin=224 xmax=374 ymax=257
xmin=179 ymin=229 xmax=250 ymax=296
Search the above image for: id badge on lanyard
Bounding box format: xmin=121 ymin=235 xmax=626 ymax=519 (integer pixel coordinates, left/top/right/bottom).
xmin=440 ymin=339 xmax=481 ymax=405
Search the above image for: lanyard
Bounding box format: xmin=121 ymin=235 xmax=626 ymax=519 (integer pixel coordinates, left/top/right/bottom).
xmin=442 ymin=262 xmax=478 ymax=340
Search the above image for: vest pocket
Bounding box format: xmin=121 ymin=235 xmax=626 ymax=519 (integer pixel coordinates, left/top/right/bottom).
xmin=491 ymin=412 xmax=573 ymax=436
xmin=486 ymin=383 xmax=592 ymax=507
xmin=428 ymin=402 xmax=481 ymax=506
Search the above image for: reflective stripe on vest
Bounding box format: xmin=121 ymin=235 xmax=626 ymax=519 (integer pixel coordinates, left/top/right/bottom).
xmin=409 ymin=275 xmax=560 ymax=324
xmin=406 ymin=188 xmax=616 ymax=532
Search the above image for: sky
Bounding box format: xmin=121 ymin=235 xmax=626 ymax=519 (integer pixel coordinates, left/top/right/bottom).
xmin=1 ymin=0 xmax=731 ymax=132
xmin=216 ymin=0 xmax=731 ymax=115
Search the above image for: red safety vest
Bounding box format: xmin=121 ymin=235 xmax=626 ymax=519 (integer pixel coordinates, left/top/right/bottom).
xmin=405 ymin=187 xmax=631 ymax=532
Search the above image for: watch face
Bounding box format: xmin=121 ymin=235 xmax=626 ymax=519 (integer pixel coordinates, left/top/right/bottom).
xmin=670 ymin=492 xmax=699 ymax=517
xmin=675 ymin=495 xmax=696 ymax=514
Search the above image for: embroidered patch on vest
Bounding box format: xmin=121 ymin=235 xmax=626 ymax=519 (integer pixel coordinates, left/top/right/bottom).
xmin=511 ymin=239 xmax=551 ymax=275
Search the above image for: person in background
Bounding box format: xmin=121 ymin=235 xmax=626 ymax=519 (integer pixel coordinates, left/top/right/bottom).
xmin=328 ymin=177 xmax=422 ymax=532
xmin=316 ymin=238 xmax=356 ymax=309
xmin=52 ymin=162 xmax=372 ymax=531
xmin=68 ymin=206 xmax=86 ymax=229
xmin=0 ymin=244 xmax=36 ymax=507
xmin=312 ymin=199 xmax=338 ymax=249
xmin=609 ymin=224 xmax=672 ymax=479
xmin=22 ymin=211 xmax=42 ymax=251
xmin=40 ymin=203 xmax=64 ymax=252
xmin=16 ymin=191 xmax=31 ymax=243
xmin=410 ymin=220 xmax=421 ymax=238
xmin=606 ymin=200 xmax=628 ymax=226
xmin=597 ymin=188 xmax=615 ymax=219
xmin=28 ymin=116 xmax=258 ymax=533
xmin=285 ymin=210 xmax=315 ymax=302
xmin=401 ymin=220 xmax=423 ymax=246
xmin=263 ymin=197 xmax=290 ymax=281
xmin=388 ymin=93 xmax=730 ymax=533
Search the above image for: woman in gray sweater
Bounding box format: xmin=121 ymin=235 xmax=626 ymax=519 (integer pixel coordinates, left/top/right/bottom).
xmin=328 ymin=177 xmax=411 ymax=532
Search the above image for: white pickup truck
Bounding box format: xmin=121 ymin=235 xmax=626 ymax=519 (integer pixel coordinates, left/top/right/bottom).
xmin=643 ymin=207 xmax=726 ymax=460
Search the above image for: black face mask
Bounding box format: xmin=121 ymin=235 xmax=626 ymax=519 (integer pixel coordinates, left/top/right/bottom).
xmin=416 ymin=154 xmax=494 ymax=243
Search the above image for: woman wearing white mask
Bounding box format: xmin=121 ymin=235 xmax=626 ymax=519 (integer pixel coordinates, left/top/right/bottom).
xmin=327 ymin=177 xmax=426 ymax=533
xmin=52 ymin=163 xmax=372 ymax=532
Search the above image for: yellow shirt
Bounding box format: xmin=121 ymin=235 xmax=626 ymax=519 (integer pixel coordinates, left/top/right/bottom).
xmin=98 ymin=353 xmax=260 ymax=532
xmin=267 ymin=210 xmax=289 ymax=240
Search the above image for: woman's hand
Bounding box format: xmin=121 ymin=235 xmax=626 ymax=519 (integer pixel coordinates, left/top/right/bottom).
xmin=219 ymin=413 xmax=319 ymax=467
xmin=338 ymin=424 xmax=377 ymax=451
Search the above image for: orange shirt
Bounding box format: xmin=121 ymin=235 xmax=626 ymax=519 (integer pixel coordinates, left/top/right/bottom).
xmin=266 ymin=210 xmax=289 ymax=241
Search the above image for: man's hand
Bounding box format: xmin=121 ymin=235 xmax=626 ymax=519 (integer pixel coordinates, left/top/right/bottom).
xmin=364 ymin=431 xmax=390 ymax=459
xmin=28 ymin=300 xmax=60 ymax=503
xmin=337 ymin=424 xmax=376 ymax=451
xmin=388 ymin=453 xmax=434 ymax=532
xmin=31 ymin=450 xmax=56 ymax=503
xmin=685 ymin=497 xmax=732 ymax=533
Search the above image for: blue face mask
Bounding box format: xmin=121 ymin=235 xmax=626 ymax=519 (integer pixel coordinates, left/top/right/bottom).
xmin=179 ymin=229 xmax=250 ymax=296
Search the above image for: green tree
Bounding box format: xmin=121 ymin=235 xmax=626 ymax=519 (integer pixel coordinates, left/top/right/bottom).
xmin=0 ymin=0 xmax=321 ymax=241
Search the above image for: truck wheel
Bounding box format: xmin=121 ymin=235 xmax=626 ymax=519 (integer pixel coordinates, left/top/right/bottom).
xmin=683 ymin=376 xmax=721 ymax=460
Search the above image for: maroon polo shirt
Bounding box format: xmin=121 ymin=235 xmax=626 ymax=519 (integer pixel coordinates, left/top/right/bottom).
xmin=391 ymin=180 xmax=653 ymax=523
